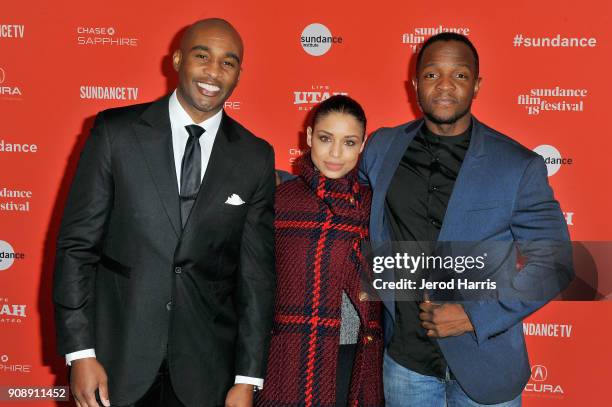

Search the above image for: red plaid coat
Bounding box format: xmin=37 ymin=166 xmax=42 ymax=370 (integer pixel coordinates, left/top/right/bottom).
xmin=256 ymin=155 xmax=384 ymax=407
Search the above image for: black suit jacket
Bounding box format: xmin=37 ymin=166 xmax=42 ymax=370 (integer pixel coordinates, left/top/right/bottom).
xmin=53 ymin=96 xmax=276 ymax=407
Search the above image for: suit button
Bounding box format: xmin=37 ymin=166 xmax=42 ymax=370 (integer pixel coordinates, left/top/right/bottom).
xmin=166 ymin=301 xmax=173 ymax=311
xmin=366 ymin=335 xmax=373 ymax=343
xmin=359 ymin=292 xmax=369 ymax=302
xmin=174 ymin=267 xmax=182 ymax=274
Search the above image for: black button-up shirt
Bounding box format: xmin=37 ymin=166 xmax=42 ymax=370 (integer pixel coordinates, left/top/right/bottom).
xmin=385 ymin=123 xmax=471 ymax=378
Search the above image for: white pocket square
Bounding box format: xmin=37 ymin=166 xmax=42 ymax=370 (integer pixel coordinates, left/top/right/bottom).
xmin=224 ymin=194 xmax=245 ymax=206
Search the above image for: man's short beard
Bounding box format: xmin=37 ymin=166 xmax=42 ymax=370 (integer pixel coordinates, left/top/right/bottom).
xmin=423 ymin=103 xmax=472 ymax=125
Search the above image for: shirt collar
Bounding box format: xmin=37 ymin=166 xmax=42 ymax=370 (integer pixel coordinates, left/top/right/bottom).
xmin=168 ymin=89 xmax=223 ymax=135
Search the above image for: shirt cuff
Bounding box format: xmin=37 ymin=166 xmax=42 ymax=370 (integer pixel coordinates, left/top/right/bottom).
xmin=65 ymin=349 xmax=96 ymax=366
xmin=234 ymin=375 xmax=264 ymax=390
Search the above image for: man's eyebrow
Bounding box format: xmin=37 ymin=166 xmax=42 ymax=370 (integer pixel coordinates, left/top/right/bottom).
xmin=422 ymin=62 xmax=472 ymax=69
xmin=190 ymin=45 xmax=241 ymax=63
xmin=190 ymin=45 xmax=210 ymax=53
xmin=225 ymin=52 xmax=241 ymax=63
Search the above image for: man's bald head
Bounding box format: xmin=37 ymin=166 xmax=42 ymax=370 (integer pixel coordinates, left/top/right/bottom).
xmin=180 ymin=18 xmax=244 ymax=62
xmin=172 ymin=18 xmax=244 ymax=123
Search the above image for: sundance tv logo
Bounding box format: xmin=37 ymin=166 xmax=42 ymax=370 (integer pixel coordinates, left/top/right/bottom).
xmin=523 ymin=322 xmax=573 ymax=338
xmin=300 ymin=23 xmax=342 ymax=56
xmin=0 ymin=297 xmax=27 ymax=324
xmin=518 ymin=86 xmax=587 ymax=116
xmin=0 ymin=24 xmax=25 ymax=39
xmin=77 ymin=26 xmax=139 ymax=47
xmin=0 ymin=67 xmax=23 ymax=99
xmin=525 ymin=364 xmax=564 ymax=396
xmin=533 ymin=145 xmax=573 ymax=177
xmin=293 ymin=85 xmax=348 ymax=111
xmin=80 ymin=85 xmax=139 ymax=101
xmin=402 ymin=25 xmax=470 ymax=53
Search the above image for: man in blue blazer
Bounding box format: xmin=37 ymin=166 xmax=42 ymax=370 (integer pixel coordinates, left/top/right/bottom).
xmin=359 ymin=33 xmax=573 ymax=406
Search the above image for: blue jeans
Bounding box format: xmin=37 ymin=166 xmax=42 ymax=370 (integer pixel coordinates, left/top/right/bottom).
xmin=383 ymin=352 xmax=522 ymax=407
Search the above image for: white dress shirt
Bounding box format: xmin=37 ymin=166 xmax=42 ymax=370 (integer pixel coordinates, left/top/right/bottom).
xmin=65 ymin=90 xmax=263 ymax=389
xmin=169 ymin=90 xmax=221 ymax=188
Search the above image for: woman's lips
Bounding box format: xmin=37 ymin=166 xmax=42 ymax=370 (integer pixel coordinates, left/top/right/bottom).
xmin=324 ymin=161 xmax=343 ymax=171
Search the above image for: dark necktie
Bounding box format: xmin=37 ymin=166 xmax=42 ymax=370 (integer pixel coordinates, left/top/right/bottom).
xmin=180 ymin=124 xmax=205 ymax=228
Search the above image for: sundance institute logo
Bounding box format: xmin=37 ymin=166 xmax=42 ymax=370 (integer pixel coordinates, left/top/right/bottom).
xmin=533 ymin=145 xmax=573 ymax=177
xmin=0 ymin=240 xmax=25 ymax=271
xmin=300 ymin=23 xmax=342 ymax=56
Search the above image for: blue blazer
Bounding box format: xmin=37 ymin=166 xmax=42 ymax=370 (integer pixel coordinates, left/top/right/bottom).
xmin=359 ymin=117 xmax=573 ymax=404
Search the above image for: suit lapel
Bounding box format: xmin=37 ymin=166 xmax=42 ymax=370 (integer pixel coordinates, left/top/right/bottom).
xmin=181 ymin=113 xmax=240 ymax=236
xmin=132 ymin=96 xmax=182 ymax=237
xmin=438 ymin=117 xmax=487 ymax=241
xmin=372 ymin=120 xmax=422 ymax=242
xmin=372 ymin=121 xmax=422 ymax=320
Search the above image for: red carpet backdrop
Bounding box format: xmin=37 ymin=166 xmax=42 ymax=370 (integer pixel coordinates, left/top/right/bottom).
xmin=1 ymin=0 xmax=611 ymax=405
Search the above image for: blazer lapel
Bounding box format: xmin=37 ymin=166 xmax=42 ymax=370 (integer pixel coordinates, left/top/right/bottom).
xmin=438 ymin=117 xmax=488 ymax=241
xmin=132 ymin=96 xmax=182 ymax=237
xmin=181 ymin=113 xmax=240 ymax=236
xmin=371 ymin=119 xmax=422 ymax=242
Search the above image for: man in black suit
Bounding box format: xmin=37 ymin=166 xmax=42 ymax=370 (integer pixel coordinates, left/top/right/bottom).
xmin=53 ymin=19 xmax=275 ymax=407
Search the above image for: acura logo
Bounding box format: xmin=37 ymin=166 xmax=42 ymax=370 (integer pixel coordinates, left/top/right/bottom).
xmin=0 ymin=68 xmax=5 ymax=84
xmin=531 ymin=365 xmax=548 ymax=382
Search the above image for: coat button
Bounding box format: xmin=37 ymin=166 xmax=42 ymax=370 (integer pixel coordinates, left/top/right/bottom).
xmin=174 ymin=266 xmax=182 ymax=274
xmin=349 ymin=197 xmax=355 ymax=205
xmin=166 ymin=301 xmax=173 ymax=311
xmin=359 ymin=292 xmax=369 ymax=302
xmin=366 ymin=335 xmax=373 ymax=342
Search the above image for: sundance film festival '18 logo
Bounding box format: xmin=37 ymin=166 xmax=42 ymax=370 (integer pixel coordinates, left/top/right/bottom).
xmin=533 ymin=145 xmax=573 ymax=177
xmin=0 ymin=67 xmax=23 ymax=99
xmin=0 ymin=187 xmax=32 ymax=213
xmin=294 ymin=85 xmax=348 ymax=111
xmin=77 ymin=26 xmax=139 ymax=47
xmin=0 ymin=240 xmax=25 ymax=271
xmin=525 ymin=364 xmax=564 ymax=396
xmin=300 ymin=23 xmax=342 ymax=56
xmin=518 ymin=86 xmax=587 ymax=116
xmin=0 ymin=297 xmax=27 ymax=324
xmin=402 ymin=25 xmax=470 ymax=53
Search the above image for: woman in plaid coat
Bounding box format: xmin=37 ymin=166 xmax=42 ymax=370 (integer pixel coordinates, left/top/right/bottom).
xmin=256 ymin=95 xmax=384 ymax=407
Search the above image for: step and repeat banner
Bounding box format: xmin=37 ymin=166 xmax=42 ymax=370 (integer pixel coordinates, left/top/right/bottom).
xmin=1 ymin=0 xmax=611 ymax=405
